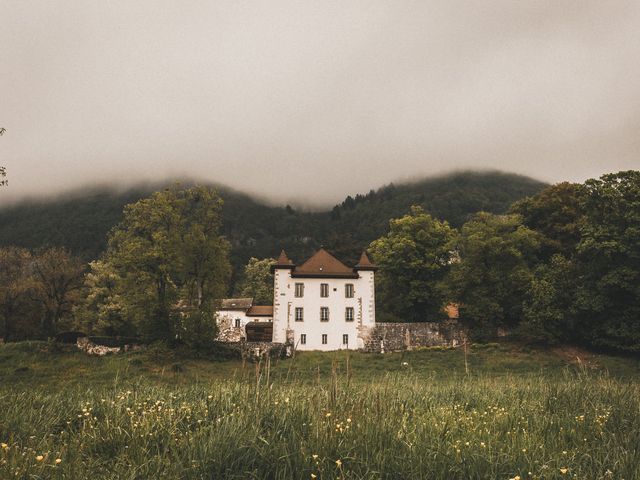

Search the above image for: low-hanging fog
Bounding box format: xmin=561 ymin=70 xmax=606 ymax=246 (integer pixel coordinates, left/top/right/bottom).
xmin=1 ymin=0 xmax=640 ymax=206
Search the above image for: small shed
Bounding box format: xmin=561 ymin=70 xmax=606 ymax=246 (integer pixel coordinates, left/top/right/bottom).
xmin=245 ymin=322 xmax=273 ymax=342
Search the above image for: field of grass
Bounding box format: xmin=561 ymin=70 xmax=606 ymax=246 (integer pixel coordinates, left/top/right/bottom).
xmin=1 ymin=341 xmax=639 ymax=479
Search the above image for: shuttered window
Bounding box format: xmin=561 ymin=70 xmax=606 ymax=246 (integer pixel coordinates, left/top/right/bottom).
xmin=345 ymin=284 xmax=354 ymax=298
xmin=345 ymin=307 xmax=354 ymax=322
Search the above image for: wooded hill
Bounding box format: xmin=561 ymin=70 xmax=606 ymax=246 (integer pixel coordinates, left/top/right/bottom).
xmin=0 ymin=171 xmax=546 ymax=279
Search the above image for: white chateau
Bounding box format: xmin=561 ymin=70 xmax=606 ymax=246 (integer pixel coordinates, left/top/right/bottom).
xmin=218 ymin=248 xmax=377 ymax=351
xmin=273 ymin=248 xmax=376 ymax=350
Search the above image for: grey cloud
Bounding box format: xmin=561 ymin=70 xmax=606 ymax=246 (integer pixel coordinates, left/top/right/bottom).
xmin=1 ymin=0 xmax=639 ymax=206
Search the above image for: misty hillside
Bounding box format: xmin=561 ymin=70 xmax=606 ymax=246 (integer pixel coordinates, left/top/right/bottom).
xmin=0 ymin=171 xmax=547 ymax=281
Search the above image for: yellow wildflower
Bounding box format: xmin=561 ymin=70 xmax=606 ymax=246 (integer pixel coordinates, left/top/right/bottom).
xmin=560 ymin=467 xmax=569 ymax=475
xmin=1 ymin=443 xmax=7 ymax=450
xmin=312 ymin=454 xmax=318 ymax=460
xmin=335 ymin=459 xmax=342 ymax=467
xmin=55 ymin=459 xmax=62 ymax=465
xmin=311 ymin=475 xmax=316 ymax=479
xmin=36 ymin=455 xmax=44 ymax=461
xmin=325 ymin=412 xmax=331 ymax=418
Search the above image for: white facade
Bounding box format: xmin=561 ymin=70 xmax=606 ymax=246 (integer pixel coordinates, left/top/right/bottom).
xmin=217 ymin=309 xmax=273 ymax=328
xmin=272 ymin=254 xmax=376 ymax=351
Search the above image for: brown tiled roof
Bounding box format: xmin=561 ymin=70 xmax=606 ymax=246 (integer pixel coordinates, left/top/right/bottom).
xmin=292 ymin=248 xmax=359 ymax=278
xmin=246 ymin=305 xmax=274 ymax=317
xmin=220 ymin=298 xmax=253 ymax=310
xmin=354 ymin=251 xmax=377 ymax=270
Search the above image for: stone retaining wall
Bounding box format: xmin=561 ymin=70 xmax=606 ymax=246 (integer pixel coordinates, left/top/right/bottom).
xmin=360 ymin=321 xmax=467 ymax=353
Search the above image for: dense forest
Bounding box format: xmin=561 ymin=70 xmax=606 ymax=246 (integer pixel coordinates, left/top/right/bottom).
xmin=0 ymin=170 xmax=546 ymax=286
xmin=1 ymin=170 xmax=639 ymax=354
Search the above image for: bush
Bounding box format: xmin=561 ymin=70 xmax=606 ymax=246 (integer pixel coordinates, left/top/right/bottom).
xmin=145 ymin=341 xmax=175 ymax=363
xmin=178 ymin=311 xmax=218 ymax=355
xmin=55 ymin=331 xmax=87 ymax=344
xmin=88 ymin=336 xmax=141 ymax=348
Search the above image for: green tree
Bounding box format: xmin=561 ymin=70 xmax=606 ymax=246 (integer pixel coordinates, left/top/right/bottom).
xmin=101 ymin=186 xmax=231 ymax=343
xmin=0 ymin=247 xmax=34 ymax=340
xmin=520 ymin=254 xmax=576 ymax=344
xmin=237 ymin=257 xmax=275 ymax=304
xmin=369 ymin=206 xmax=456 ymax=322
xmin=31 ymin=247 xmax=84 ymax=336
xmin=574 ymin=170 xmax=640 ymax=351
xmin=75 ymin=259 xmax=131 ymax=336
xmin=445 ymin=213 xmax=541 ymax=338
xmin=511 ymin=182 xmax=585 ymax=258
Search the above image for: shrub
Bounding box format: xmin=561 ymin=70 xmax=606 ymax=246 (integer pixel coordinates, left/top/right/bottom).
xmin=55 ymin=331 xmax=87 ymax=344
xmin=88 ymin=336 xmax=141 ymax=348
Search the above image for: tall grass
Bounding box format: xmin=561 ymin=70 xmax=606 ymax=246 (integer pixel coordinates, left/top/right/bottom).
xmin=1 ymin=361 xmax=639 ymax=479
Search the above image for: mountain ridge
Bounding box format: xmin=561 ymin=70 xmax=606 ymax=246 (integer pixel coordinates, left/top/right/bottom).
xmin=0 ymin=170 xmax=548 ymax=288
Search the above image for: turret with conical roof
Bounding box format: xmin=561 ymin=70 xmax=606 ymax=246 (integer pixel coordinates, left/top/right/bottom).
xmin=270 ymin=249 xmax=295 ymax=273
xmin=354 ymin=250 xmax=378 ymax=271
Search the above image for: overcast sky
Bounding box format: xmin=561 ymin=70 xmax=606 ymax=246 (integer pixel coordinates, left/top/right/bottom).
xmin=1 ymin=1 xmax=640 ymax=206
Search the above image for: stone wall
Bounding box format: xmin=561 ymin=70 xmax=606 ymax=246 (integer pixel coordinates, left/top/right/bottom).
xmin=360 ymin=321 xmax=467 ymax=353
xmin=216 ymin=317 xmax=246 ymax=342
xmin=76 ymin=337 xmax=142 ymax=356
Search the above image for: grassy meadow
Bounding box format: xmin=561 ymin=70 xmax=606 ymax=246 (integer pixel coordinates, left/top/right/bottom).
xmin=1 ymin=342 xmax=639 ymax=479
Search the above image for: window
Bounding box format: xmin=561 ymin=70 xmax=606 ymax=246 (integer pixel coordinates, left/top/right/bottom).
xmin=343 ymin=334 xmax=349 ymax=345
xmin=300 ymin=334 xmax=306 ymax=345
xmin=345 ymin=284 xmax=354 ymax=298
xmin=295 ymin=307 xmax=304 ymax=322
xmin=295 ymin=283 xmax=304 ymax=297
xmin=320 ymin=307 xmax=329 ymax=322
xmin=235 ymin=318 xmax=241 ymax=328
xmin=320 ymin=283 xmax=329 ymax=297
xmin=345 ymin=307 xmax=354 ymax=322
xmin=322 ymin=334 xmax=328 ymax=345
